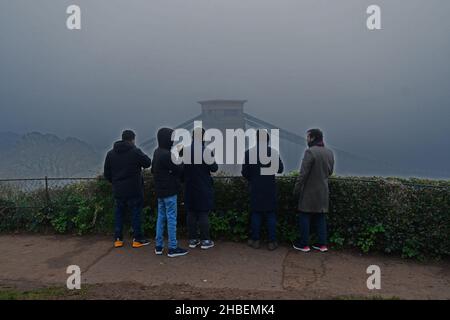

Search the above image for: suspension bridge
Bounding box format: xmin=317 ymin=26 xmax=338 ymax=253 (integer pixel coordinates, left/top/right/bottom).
xmin=140 ymin=100 xmax=400 ymax=176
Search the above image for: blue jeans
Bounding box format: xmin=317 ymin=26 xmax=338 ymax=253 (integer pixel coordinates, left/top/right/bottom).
xmin=251 ymin=211 xmax=277 ymax=242
xmin=155 ymin=195 xmax=178 ymax=249
xmin=114 ymin=197 xmax=144 ymax=239
xmin=299 ymin=212 xmax=327 ymax=247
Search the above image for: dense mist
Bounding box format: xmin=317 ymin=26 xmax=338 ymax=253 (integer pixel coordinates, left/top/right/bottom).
xmin=1 ymin=0 xmax=449 ymax=177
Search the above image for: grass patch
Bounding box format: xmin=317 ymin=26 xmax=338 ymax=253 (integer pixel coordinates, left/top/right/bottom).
xmin=0 ymin=286 xmax=88 ymax=300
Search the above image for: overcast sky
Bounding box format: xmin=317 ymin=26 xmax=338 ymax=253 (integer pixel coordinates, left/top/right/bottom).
xmin=0 ymin=0 xmax=449 ymax=177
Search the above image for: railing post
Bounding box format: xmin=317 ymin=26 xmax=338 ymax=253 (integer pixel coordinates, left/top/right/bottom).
xmin=44 ymin=176 xmax=50 ymax=209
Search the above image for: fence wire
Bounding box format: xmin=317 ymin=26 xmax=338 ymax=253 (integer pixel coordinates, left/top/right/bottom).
xmin=0 ymin=177 xmax=98 ymax=209
xmin=0 ymin=176 xmax=449 ymax=211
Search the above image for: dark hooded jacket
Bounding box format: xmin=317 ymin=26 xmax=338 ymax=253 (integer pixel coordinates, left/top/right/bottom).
xmin=104 ymin=140 xmax=152 ymax=199
xmin=183 ymin=142 xmax=219 ymax=212
xmin=241 ymin=139 xmax=284 ymax=212
xmin=151 ymin=128 xmax=183 ymax=198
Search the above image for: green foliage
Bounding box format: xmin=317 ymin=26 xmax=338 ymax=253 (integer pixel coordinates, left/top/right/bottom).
xmin=329 ymin=233 xmax=345 ymax=249
xmin=142 ymin=206 xmax=157 ymax=236
xmin=0 ymin=174 xmax=449 ymax=259
xmin=356 ymin=224 xmax=385 ymax=254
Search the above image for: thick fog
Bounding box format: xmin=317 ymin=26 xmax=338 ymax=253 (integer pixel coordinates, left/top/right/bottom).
xmin=1 ymin=0 xmax=449 ymax=177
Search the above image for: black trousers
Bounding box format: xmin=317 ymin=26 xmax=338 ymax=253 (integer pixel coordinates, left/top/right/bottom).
xmin=187 ymin=211 xmax=210 ymax=240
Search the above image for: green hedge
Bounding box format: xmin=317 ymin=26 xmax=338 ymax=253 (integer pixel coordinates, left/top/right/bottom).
xmin=0 ymin=173 xmax=449 ymax=259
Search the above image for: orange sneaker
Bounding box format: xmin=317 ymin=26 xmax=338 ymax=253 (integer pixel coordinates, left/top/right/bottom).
xmin=114 ymin=238 xmax=124 ymax=248
xmin=132 ymin=238 xmax=150 ymax=248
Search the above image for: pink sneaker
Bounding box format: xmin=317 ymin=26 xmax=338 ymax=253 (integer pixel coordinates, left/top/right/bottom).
xmin=293 ymin=244 xmax=311 ymax=252
xmin=312 ymin=245 xmax=328 ymax=252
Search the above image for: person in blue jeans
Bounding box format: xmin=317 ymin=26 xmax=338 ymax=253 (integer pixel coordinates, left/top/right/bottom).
xmin=114 ymin=197 xmax=145 ymax=245
xmin=151 ymin=128 xmax=187 ymax=257
xmin=104 ymin=130 xmax=152 ymax=248
xmin=155 ymin=195 xmax=178 ymax=253
xmin=298 ymin=212 xmax=327 ymax=249
xmin=293 ymin=129 xmax=334 ymax=253
xmin=242 ymin=130 xmax=284 ymax=251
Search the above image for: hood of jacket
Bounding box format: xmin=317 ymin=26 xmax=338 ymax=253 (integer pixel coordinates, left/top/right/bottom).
xmin=157 ymin=128 xmax=174 ymax=150
xmin=113 ymin=140 xmax=134 ymax=154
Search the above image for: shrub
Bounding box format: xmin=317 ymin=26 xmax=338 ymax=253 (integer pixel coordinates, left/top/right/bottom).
xmin=0 ymin=173 xmax=449 ymax=259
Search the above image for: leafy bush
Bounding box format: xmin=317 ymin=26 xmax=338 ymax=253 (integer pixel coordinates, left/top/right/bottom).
xmin=0 ymin=173 xmax=449 ymax=259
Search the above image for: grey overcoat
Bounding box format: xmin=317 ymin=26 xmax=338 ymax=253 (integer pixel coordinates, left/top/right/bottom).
xmin=293 ymin=146 xmax=334 ymax=213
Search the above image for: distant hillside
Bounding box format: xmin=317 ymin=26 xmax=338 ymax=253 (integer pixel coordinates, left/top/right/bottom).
xmin=0 ymin=132 xmax=101 ymax=178
xmin=0 ymin=132 xmax=21 ymax=152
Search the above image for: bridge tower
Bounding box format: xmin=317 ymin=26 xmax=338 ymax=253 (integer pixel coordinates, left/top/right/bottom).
xmin=198 ymin=100 xmax=247 ymax=175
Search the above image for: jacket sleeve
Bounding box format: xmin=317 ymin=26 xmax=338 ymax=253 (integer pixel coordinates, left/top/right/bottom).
xmin=165 ymin=151 xmax=184 ymax=177
xmin=293 ymin=149 xmax=314 ymax=195
xmin=208 ymin=161 xmax=218 ymax=173
xmin=241 ymin=151 xmax=251 ymax=180
xmin=241 ymin=164 xmax=249 ymax=179
xmin=103 ymin=153 xmax=112 ymax=183
xmin=205 ymin=148 xmax=219 ymax=173
xmin=277 ymin=156 xmax=284 ymax=174
xmin=329 ymin=152 xmax=335 ymax=176
xmin=136 ymin=148 xmax=152 ymax=169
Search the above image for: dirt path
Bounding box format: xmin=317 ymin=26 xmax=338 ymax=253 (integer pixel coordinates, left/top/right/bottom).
xmin=0 ymin=235 xmax=449 ymax=299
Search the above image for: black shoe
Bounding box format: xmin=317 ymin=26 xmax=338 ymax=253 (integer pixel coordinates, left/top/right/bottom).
xmin=155 ymin=246 xmax=163 ymax=255
xmin=247 ymin=239 xmax=260 ymax=249
xmin=188 ymin=239 xmax=201 ymax=248
xmin=132 ymin=238 xmax=150 ymax=248
xmin=167 ymin=247 xmax=188 ymax=258
xmin=200 ymin=240 xmax=215 ymax=249
xmin=268 ymin=241 xmax=278 ymax=251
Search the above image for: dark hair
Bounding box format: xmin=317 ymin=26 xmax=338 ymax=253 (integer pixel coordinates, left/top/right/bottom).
xmin=307 ymin=128 xmax=323 ymax=141
xmin=122 ymin=130 xmax=136 ymax=142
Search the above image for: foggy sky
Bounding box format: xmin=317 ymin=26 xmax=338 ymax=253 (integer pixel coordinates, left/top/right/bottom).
xmin=1 ymin=0 xmax=449 ymax=177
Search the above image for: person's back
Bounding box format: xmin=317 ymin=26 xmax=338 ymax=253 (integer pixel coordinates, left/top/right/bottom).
xmin=242 ymin=130 xmax=284 ymax=250
xmin=183 ymin=142 xmax=218 ymax=213
xmin=298 ymin=145 xmax=334 ymax=213
xmin=151 ymin=128 xmax=187 ymax=258
xmin=293 ymin=128 xmax=334 ymax=253
xmin=242 ymin=146 xmax=284 ymax=213
xmin=151 ymin=128 xmax=182 ymax=198
xmin=105 ymin=140 xmax=151 ymax=199
xmin=104 ymin=130 xmax=151 ymax=248
xmin=183 ymin=128 xmax=218 ymax=250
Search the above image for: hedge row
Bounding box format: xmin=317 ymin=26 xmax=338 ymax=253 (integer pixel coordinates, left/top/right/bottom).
xmin=0 ymin=173 xmax=449 ymax=259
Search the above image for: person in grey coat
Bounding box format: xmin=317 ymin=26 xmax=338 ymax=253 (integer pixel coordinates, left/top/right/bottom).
xmin=293 ymin=128 xmax=334 ymax=253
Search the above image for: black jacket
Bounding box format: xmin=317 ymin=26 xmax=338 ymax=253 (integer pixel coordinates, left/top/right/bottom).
xmin=151 ymin=128 xmax=183 ymax=198
xmin=241 ymin=145 xmax=284 ymax=212
xmin=183 ymin=143 xmax=218 ymax=212
xmin=104 ymin=140 xmax=152 ymax=199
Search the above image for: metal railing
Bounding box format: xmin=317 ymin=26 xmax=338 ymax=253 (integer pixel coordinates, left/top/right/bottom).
xmin=0 ymin=176 xmax=99 ymax=209
xmin=0 ymin=175 xmax=449 ymax=210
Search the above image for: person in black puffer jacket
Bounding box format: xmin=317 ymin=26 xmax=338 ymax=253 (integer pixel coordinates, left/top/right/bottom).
xmin=151 ymin=128 xmax=188 ymax=257
xmin=104 ymin=130 xmax=152 ymax=248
